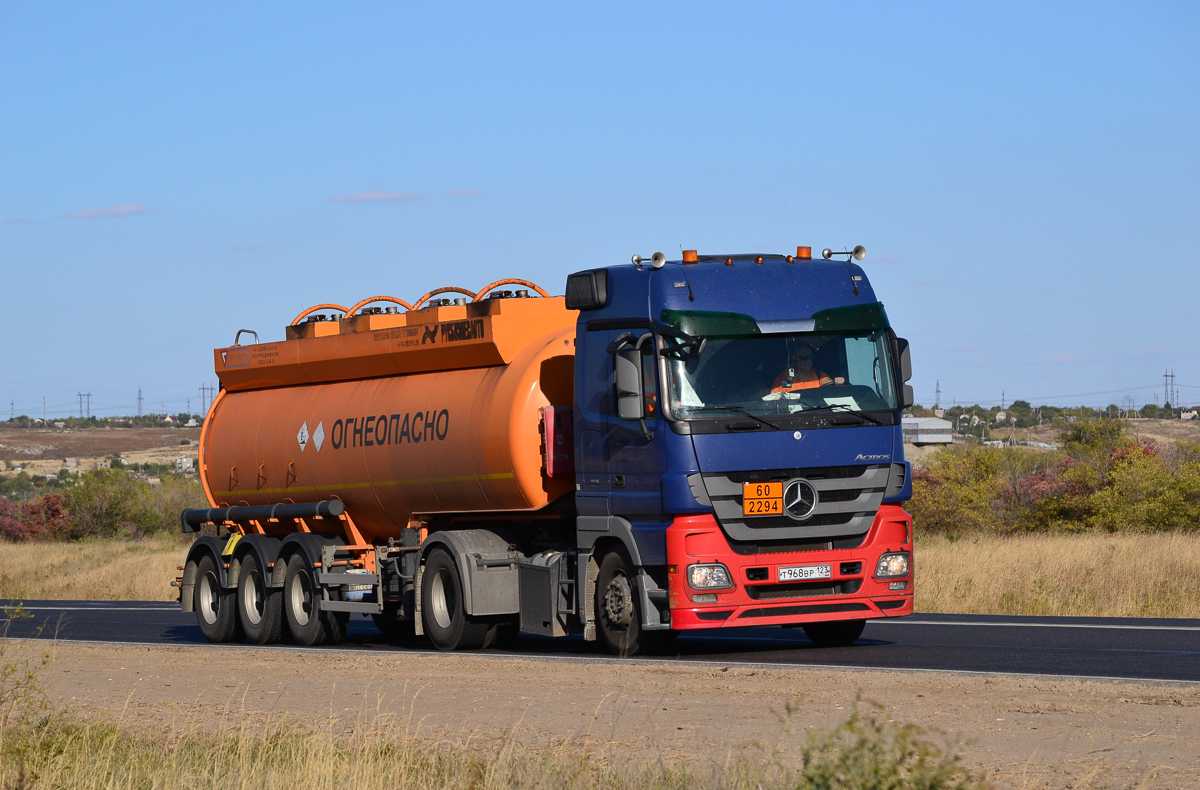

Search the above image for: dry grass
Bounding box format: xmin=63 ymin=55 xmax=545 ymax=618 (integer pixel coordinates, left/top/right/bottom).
xmin=0 ymin=536 xmax=185 ymax=601
xmin=916 ymin=531 xmax=1200 ymax=618
xmin=0 ymin=707 xmax=986 ymax=790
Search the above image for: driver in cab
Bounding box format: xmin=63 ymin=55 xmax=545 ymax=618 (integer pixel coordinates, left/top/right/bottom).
xmin=769 ymin=341 xmax=844 ymax=395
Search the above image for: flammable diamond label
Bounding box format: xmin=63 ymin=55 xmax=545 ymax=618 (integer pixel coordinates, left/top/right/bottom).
xmin=313 ymin=421 xmax=325 ymax=453
xmin=297 ymin=421 xmax=310 ymax=452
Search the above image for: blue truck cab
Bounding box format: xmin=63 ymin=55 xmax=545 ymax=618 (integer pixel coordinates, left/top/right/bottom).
xmin=566 ymin=248 xmax=915 ymax=655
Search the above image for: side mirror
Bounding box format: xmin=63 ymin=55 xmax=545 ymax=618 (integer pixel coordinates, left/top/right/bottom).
xmin=902 ymin=384 xmax=915 ymax=409
xmin=896 ymin=337 xmax=912 ymax=382
xmin=614 ymin=348 xmax=644 ymax=421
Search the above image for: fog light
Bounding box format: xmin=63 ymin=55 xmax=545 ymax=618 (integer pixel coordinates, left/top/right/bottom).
xmin=875 ymin=552 xmax=910 ymax=579
xmin=688 ymin=563 xmax=733 ymax=590
xmin=692 ymin=593 xmax=718 ymax=603
xmin=889 ymin=580 xmax=908 ymax=591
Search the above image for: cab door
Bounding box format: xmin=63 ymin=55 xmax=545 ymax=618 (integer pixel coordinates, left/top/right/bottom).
xmin=605 ymin=334 xmax=665 ymax=518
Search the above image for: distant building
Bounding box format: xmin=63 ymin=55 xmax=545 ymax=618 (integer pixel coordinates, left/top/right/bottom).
xmin=902 ymin=416 xmax=953 ymax=446
xmin=185 ymin=418 xmax=198 ymax=427
xmin=1181 ymin=410 xmax=1197 ymax=421
xmin=174 ymin=455 xmax=194 ymax=474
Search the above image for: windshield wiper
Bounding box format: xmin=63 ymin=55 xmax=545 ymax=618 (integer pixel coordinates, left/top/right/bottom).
xmin=801 ymin=404 xmax=884 ymax=426
xmin=687 ymin=406 xmax=779 ymax=430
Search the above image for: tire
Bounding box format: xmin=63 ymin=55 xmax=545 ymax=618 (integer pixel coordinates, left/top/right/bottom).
xmin=194 ymin=553 xmax=242 ymax=643
xmin=595 ymin=547 xmax=664 ymax=657
xmin=802 ymin=619 xmax=866 ymax=648
xmin=421 ymin=548 xmax=491 ymax=651
xmin=237 ymin=553 xmax=283 ymax=645
xmin=283 ymin=552 xmax=348 ymax=646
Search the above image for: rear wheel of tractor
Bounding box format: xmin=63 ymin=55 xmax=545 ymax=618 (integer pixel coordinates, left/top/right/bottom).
xmin=421 ymin=548 xmax=490 ymax=651
xmin=238 ymin=553 xmax=283 ymax=644
xmin=596 ymin=547 xmax=661 ymax=657
xmin=283 ymin=552 xmax=345 ymax=646
xmin=194 ymin=554 xmax=242 ymax=643
xmin=802 ymin=619 xmax=866 ymax=648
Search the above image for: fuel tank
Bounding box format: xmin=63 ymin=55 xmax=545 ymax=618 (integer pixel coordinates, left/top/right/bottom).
xmin=200 ymin=294 xmax=576 ymax=544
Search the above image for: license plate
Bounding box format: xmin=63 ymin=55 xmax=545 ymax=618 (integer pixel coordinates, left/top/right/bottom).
xmin=778 ymin=564 xmax=831 ymax=582
xmin=742 ymin=481 xmax=783 ymax=516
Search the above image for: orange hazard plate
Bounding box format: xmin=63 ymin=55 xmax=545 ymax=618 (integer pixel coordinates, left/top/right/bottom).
xmin=743 ymin=482 xmax=783 ymax=516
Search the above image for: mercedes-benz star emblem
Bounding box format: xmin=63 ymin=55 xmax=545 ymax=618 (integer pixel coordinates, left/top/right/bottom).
xmin=783 ymin=479 xmax=818 ymax=521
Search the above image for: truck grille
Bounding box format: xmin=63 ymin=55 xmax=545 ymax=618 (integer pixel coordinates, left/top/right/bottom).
xmin=697 ymin=464 xmax=890 ymax=543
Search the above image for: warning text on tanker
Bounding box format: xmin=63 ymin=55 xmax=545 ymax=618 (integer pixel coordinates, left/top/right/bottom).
xmin=329 ymin=410 xmax=450 ymax=450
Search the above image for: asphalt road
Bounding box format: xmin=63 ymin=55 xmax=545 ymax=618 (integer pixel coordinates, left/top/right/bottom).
xmin=3 ymin=600 xmax=1198 ymax=682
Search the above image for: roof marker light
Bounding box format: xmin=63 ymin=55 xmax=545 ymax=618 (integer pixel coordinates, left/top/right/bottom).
xmin=682 ymin=250 xmax=698 ymax=263
xmin=724 ymin=257 xmax=733 ymax=266
xmin=797 ymin=246 xmax=812 ymax=259
xmin=754 ymin=256 xmax=764 ymax=265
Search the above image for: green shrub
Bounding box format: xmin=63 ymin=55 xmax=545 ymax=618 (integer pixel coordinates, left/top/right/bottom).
xmin=911 ymin=419 xmax=1200 ymax=535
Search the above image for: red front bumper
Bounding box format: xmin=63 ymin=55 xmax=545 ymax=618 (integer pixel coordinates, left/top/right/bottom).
xmin=665 ymin=505 xmax=914 ymax=630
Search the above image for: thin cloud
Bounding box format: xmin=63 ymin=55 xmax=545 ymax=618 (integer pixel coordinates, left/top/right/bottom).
xmin=5 ymin=217 xmax=33 ymax=224
xmin=63 ymin=203 xmax=149 ymax=220
xmin=448 ymin=188 xmax=479 ymax=198
xmin=1039 ymin=353 xmax=1084 ymax=363
xmin=330 ymin=190 xmax=424 ymax=203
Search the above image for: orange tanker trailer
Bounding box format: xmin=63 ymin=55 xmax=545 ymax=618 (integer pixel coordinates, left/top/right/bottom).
xmin=179 ymin=250 xmax=917 ymax=656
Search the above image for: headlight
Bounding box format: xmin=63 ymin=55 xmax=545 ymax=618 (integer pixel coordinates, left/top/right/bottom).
xmin=687 ymin=563 xmax=733 ymax=590
xmin=875 ymin=552 xmax=910 ymax=579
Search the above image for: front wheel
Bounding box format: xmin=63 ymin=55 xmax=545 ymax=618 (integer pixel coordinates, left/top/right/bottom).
xmin=194 ymin=553 xmax=242 ymax=643
xmin=595 ymin=548 xmax=669 ymax=657
xmin=421 ymin=548 xmax=491 ymax=651
xmin=802 ymin=619 xmax=866 ymax=648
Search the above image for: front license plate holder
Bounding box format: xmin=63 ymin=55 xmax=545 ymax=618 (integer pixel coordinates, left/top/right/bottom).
xmin=778 ymin=564 xmax=831 ymax=582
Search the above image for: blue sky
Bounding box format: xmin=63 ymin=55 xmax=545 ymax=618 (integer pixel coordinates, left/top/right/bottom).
xmin=2 ymin=2 xmax=1197 ymax=417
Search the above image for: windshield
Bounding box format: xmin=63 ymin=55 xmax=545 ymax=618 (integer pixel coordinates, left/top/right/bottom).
xmin=665 ymin=331 xmax=897 ymax=419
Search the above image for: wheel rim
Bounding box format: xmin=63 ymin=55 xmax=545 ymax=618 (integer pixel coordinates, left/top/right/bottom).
xmin=603 ymin=572 xmax=634 ymax=630
xmin=289 ymin=567 xmax=314 ymax=627
xmin=429 ymin=568 xmax=453 ymax=630
xmin=198 ymin=571 xmax=219 ymax=625
xmin=241 ymin=568 xmax=264 ymax=626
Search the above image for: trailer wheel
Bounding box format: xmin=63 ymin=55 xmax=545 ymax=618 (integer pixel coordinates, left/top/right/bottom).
xmin=194 ymin=554 xmax=242 ymax=643
xmin=238 ymin=553 xmax=283 ymax=644
xmin=595 ymin=547 xmax=654 ymax=657
xmin=421 ymin=548 xmax=491 ymax=651
xmin=802 ymin=619 xmax=866 ymax=648
xmin=283 ymin=552 xmax=347 ymax=646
